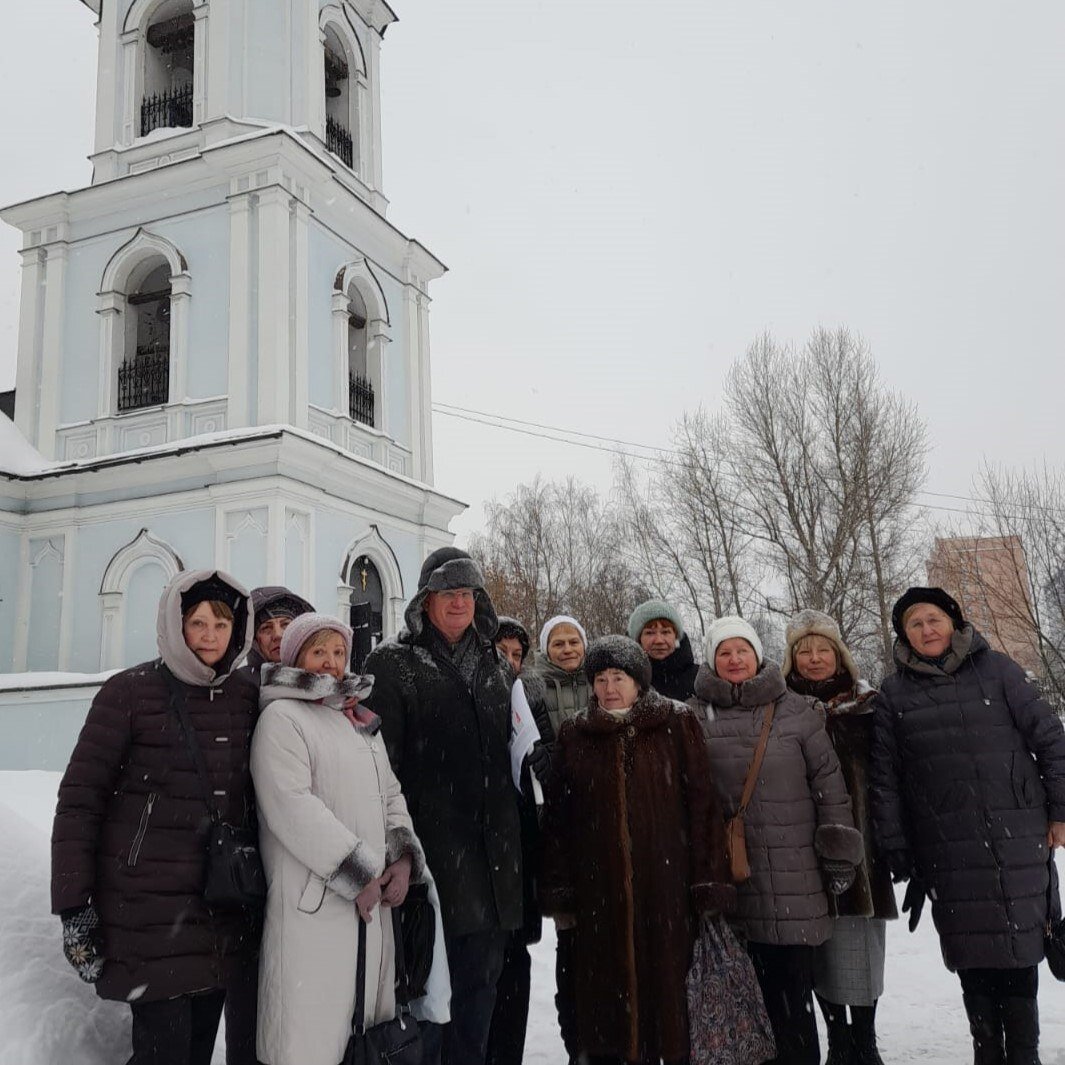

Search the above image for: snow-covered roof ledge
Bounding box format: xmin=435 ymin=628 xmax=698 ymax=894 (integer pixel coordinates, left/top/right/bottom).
xmin=0 ymin=670 xmax=119 ymax=693
xmin=76 ymin=0 xmax=100 ymax=13
xmin=0 ymin=413 xmax=57 ymax=477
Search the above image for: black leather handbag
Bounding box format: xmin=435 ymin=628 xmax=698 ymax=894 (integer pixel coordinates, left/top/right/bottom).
xmin=163 ymin=667 xmax=267 ymax=910
xmin=342 ymin=908 xmax=422 ymax=1065
xmin=396 ymin=882 xmax=434 ymax=999
xmin=1046 ymin=859 xmax=1065 ymax=982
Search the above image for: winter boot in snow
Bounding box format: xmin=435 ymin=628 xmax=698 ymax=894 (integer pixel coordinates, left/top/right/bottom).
xmin=816 ymin=994 xmax=854 ymax=1065
xmin=850 ymin=1001 xmax=885 ymax=1065
xmin=963 ymin=993 xmax=1006 ymax=1065
xmin=1000 ymin=996 xmax=1040 ymax=1065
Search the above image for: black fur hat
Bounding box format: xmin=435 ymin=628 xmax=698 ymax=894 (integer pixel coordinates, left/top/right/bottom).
xmin=891 ymin=586 xmax=965 ymax=641
xmin=584 ymin=635 xmax=653 ymax=692
xmin=495 ymin=616 xmax=531 ymax=661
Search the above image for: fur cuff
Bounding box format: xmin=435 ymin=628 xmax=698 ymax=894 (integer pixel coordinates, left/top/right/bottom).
xmin=327 ymin=841 xmax=383 ymax=900
xmin=691 ymin=881 xmax=738 ymax=915
xmin=815 ymin=823 xmax=865 ymax=864
xmin=385 ymin=825 xmax=425 ymax=882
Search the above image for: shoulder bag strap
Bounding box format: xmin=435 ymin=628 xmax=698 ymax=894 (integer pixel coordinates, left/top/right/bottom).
xmin=160 ymin=665 xmax=221 ymax=824
xmin=354 ymin=915 xmax=368 ymax=1036
xmin=736 ymin=703 xmax=776 ymax=817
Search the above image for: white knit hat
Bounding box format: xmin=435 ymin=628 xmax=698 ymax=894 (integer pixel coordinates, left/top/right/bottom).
xmin=705 ymin=616 xmax=763 ymax=670
xmin=539 ymin=614 xmax=588 ymax=655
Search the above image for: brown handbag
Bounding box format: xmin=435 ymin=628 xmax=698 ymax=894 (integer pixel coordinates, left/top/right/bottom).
xmin=724 ymin=704 xmax=775 ymax=884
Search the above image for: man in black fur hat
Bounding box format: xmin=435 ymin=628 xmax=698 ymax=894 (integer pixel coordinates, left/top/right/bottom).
xmin=365 ymin=547 xmax=522 ymax=1065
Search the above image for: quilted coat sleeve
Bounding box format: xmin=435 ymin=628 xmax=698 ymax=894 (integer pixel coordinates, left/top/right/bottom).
xmin=51 ymin=672 xmax=135 ymax=914
xmin=868 ymin=685 xmax=910 ymax=857
xmin=538 ymin=721 xmax=576 ymax=917
xmin=798 ymin=703 xmax=864 ymax=864
xmin=678 ymin=712 xmax=736 ymax=914
xmin=999 ymin=656 xmax=1065 ymax=821
xmin=52 ymin=673 xmax=137 ymax=907
xmin=251 ymin=706 xmax=379 ymax=896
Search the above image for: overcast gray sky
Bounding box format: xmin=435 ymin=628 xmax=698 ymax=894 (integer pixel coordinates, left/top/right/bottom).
xmin=2 ymin=1 xmax=1063 ymax=543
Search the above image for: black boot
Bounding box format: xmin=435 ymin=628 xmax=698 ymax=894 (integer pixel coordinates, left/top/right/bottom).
xmin=963 ymin=993 xmax=1006 ymax=1065
xmin=850 ymin=1001 xmax=885 ymax=1065
xmin=1000 ymin=996 xmax=1040 ymax=1065
xmin=816 ymin=994 xmax=853 ymax=1065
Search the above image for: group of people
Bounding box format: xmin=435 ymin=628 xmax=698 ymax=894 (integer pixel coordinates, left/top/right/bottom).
xmin=49 ymin=547 xmax=1065 ymax=1065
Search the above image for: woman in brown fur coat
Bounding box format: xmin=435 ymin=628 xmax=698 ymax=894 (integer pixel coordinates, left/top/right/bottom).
xmin=540 ymin=636 xmax=734 ymax=1065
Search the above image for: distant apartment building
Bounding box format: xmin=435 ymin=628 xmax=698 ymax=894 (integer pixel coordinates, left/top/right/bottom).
xmin=927 ymin=536 xmax=1041 ymax=672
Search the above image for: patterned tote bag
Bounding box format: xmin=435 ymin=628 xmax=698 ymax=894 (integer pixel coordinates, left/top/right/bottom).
xmin=687 ymin=916 xmax=776 ymax=1065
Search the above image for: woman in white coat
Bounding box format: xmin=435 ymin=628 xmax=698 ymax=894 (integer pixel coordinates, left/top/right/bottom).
xmin=251 ymin=613 xmax=439 ymax=1065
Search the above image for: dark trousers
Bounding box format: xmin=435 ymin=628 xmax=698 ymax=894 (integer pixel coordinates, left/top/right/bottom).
xmin=747 ymin=942 xmax=819 ymax=1065
xmin=485 ymin=931 xmax=532 ymax=1065
xmin=555 ymin=928 xmax=581 ymax=1059
xmin=127 ymin=962 xmax=260 ymax=1065
xmin=959 ymin=966 xmax=1039 ymax=1065
xmin=421 ymin=929 xmax=508 ymax=1065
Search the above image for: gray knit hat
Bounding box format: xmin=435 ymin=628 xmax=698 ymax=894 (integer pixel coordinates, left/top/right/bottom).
xmin=584 ymin=635 xmax=653 ymax=692
xmin=627 ymin=599 xmax=684 ymax=642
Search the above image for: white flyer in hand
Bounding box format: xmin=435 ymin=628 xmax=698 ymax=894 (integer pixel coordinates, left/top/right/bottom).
xmin=509 ymin=679 xmax=542 ymax=791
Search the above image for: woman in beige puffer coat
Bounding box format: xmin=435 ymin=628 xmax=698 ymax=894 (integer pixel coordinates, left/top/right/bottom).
xmin=251 ymin=614 xmax=445 ymax=1065
xmin=691 ymin=616 xmax=863 ymax=1065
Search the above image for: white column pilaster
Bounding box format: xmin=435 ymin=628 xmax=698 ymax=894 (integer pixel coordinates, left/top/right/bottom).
xmin=290 ymin=199 xmax=310 ymax=428
xmin=332 ymin=291 xmax=350 ymax=417
xmin=226 ymin=190 xmax=252 ymax=428
xmin=37 ymin=242 xmax=69 ymax=460
xmin=255 ymin=185 xmax=293 ymax=424
xmin=13 ymin=247 xmax=45 ymax=447
xmin=192 ymin=4 xmax=209 ymax=127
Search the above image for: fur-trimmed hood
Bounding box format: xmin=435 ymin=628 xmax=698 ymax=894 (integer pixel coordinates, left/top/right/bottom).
xmin=156 ymin=569 xmax=253 ymax=687
xmin=892 ymin=622 xmax=984 ymax=677
xmin=693 ymin=660 xmax=787 ymax=710
xmin=260 ymin=664 xmax=375 ymax=716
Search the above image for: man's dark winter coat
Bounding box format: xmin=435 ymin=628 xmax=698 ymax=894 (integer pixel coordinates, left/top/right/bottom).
xmin=540 ymin=690 xmax=734 ymax=1063
xmin=870 ymin=625 xmax=1065 ymax=971
xmin=364 ymin=567 xmax=522 ymax=939
xmin=649 ymin=633 xmax=700 ymax=703
xmin=51 ymin=571 xmax=260 ymax=1003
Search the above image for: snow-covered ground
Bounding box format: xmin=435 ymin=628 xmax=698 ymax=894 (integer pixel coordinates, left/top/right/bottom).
xmin=1 ymin=771 xmax=1062 ymax=1064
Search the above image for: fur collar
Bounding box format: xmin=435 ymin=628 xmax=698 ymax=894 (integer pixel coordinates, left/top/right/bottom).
xmin=260 ymin=664 xmax=376 ymax=720
xmin=693 ymin=661 xmax=787 ymax=710
xmin=577 ymin=688 xmax=676 ymax=734
xmin=893 ymin=623 xmax=985 ymax=677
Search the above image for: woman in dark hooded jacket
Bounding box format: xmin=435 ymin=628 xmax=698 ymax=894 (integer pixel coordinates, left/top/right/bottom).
xmin=51 ymin=569 xmax=261 ymax=1065
xmin=627 ymin=598 xmax=699 ymax=702
xmin=870 ymin=587 xmax=1065 ymax=1065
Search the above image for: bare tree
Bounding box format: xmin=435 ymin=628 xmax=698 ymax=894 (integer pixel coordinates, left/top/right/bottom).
xmin=937 ymin=463 xmax=1065 ymax=710
xmin=468 ymin=475 xmax=650 ymax=638
xmin=724 ymin=327 xmax=928 ymax=674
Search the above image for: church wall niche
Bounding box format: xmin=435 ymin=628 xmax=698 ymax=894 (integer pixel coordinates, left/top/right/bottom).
xmin=222 ymin=508 xmax=269 ymax=593
xmin=26 ymin=539 xmax=65 ymax=672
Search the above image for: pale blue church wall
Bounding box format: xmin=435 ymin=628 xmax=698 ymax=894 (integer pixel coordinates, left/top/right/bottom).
xmin=245 ymin=2 xmax=304 ymax=125
xmin=0 ymin=688 xmax=103 ymax=771
xmin=58 ymin=194 xmax=231 ymax=425
xmin=64 ymin=508 xmax=216 ymax=673
xmin=307 ymin=225 xmax=340 ymax=410
xmin=0 ymin=527 xmax=21 ymax=672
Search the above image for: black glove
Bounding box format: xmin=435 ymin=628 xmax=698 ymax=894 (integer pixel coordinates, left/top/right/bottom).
xmin=901 ymin=878 xmax=926 ymax=932
xmin=822 ymin=858 xmax=856 ymax=896
xmin=884 ymin=849 xmax=914 ymax=884
xmin=61 ymin=905 xmax=105 ymax=983
xmin=525 ymin=742 xmax=551 ymax=783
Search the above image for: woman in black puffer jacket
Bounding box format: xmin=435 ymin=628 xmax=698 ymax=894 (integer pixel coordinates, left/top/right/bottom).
xmin=870 ymin=587 xmax=1065 ymax=1065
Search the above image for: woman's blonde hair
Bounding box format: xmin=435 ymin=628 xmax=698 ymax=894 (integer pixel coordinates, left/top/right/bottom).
xmin=297 ymin=627 xmax=347 ymax=662
xmin=182 ymin=599 xmax=234 ymax=623
xmin=792 ymin=633 xmax=839 ymax=658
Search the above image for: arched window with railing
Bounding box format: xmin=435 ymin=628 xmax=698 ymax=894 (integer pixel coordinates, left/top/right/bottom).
xmin=332 ymin=259 xmax=391 ymax=435
xmin=98 ymin=228 xmax=191 ymax=419
xmin=319 ymin=12 xmax=366 ymax=176
xmin=123 ymin=0 xmax=197 ymax=139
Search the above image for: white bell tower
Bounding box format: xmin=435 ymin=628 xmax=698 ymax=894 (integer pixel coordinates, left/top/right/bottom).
xmin=0 ymin=1 xmax=462 ymax=710
xmin=4 ymin=0 xmax=441 ymax=482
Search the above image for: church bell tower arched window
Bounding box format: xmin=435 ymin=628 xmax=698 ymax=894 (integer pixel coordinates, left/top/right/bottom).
xmin=138 ymin=0 xmax=196 ymax=136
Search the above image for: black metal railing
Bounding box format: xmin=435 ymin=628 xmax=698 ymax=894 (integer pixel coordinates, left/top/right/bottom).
xmin=349 ymin=372 xmax=374 ymax=427
xmin=326 ymin=115 xmax=353 ymax=168
xmin=140 ymin=84 xmax=194 ymax=136
xmin=118 ymin=345 xmax=170 ymax=412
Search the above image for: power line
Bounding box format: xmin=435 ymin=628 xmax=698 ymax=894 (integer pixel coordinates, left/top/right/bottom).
xmin=431 ymin=402 xmax=1062 ymax=523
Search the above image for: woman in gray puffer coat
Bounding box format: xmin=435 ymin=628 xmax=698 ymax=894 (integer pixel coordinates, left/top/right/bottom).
xmin=692 ymin=616 xmax=864 ymax=1065
xmin=870 ymin=587 xmax=1065 ymax=1065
